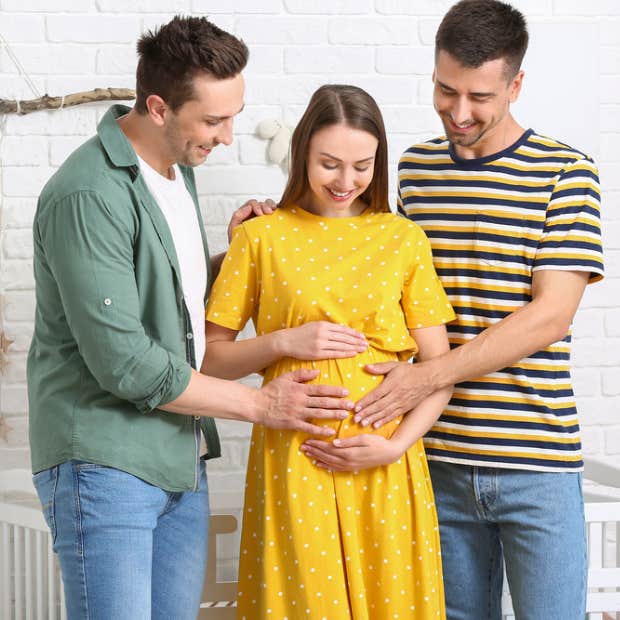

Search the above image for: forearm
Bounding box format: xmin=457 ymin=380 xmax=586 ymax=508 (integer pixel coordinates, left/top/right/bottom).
xmin=389 ymin=386 xmax=453 ymax=454
xmin=425 ymin=297 xmax=574 ymax=392
xmin=160 ymin=368 xmax=261 ymax=422
xmin=202 ymin=331 xmax=285 ymax=380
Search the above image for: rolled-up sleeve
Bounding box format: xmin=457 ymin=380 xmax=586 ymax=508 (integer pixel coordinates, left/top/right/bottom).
xmin=37 ymin=190 xmax=191 ymax=413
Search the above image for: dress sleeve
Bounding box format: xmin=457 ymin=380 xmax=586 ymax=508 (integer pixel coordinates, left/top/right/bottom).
xmin=532 ymin=157 xmax=604 ymax=282
xmin=401 ymin=226 xmax=456 ymax=329
xmin=206 ymin=224 xmax=258 ymax=331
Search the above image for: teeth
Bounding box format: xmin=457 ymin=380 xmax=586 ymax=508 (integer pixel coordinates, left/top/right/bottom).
xmin=330 ymin=189 xmax=351 ymax=197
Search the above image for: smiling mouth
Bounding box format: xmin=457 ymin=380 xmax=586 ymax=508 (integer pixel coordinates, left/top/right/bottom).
xmin=449 ymin=119 xmax=476 ymax=133
xmin=326 ymin=188 xmax=355 ymax=201
xmin=198 ymin=145 xmax=212 ymax=155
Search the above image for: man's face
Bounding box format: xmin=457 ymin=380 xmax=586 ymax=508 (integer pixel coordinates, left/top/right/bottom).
xmin=433 ymin=50 xmax=523 ymax=157
xmin=163 ymin=72 xmax=245 ymax=167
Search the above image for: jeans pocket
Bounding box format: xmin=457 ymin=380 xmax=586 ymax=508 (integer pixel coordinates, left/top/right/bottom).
xmin=32 ymin=467 xmax=59 ymax=544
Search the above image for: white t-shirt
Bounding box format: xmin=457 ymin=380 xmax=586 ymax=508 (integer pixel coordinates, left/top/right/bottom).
xmin=137 ymin=156 xmax=207 ymax=370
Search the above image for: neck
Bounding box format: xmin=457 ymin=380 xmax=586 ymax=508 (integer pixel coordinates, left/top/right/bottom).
xmin=453 ymin=115 xmax=525 ymax=160
xmin=299 ymin=195 xmax=367 ymax=218
xmin=117 ymin=109 xmax=175 ymax=178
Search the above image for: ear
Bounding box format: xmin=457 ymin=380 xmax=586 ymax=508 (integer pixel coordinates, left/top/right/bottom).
xmin=145 ymin=94 xmax=168 ymax=127
xmin=509 ymin=70 xmax=525 ymax=103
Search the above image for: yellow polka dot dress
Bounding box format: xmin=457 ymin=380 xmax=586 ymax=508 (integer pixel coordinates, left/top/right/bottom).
xmin=206 ymin=206 xmax=455 ymax=620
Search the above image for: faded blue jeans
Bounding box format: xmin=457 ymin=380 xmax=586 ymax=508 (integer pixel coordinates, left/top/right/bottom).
xmin=429 ymin=461 xmax=587 ymax=620
xmin=33 ymin=459 xmax=210 ymax=620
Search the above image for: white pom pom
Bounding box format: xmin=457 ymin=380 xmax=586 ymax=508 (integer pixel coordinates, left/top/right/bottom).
xmin=256 ymin=119 xmax=281 ymax=139
xmin=267 ymin=125 xmax=292 ymax=164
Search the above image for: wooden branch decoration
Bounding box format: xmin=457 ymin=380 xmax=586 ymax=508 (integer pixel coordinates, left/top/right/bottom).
xmin=0 ymin=88 xmax=136 ymax=115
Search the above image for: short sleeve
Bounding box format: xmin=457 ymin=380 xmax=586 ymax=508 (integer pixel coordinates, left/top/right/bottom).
xmin=533 ymin=157 xmax=604 ymax=283
xmin=205 ymin=225 xmax=258 ymax=331
xmin=401 ymin=227 xmax=455 ymax=329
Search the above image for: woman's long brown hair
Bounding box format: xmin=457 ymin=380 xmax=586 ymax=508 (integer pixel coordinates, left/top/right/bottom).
xmin=279 ymin=84 xmax=390 ymax=213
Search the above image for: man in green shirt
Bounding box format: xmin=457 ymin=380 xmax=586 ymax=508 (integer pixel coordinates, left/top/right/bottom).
xmin=28 ymin=17 xmax=353 ymax=620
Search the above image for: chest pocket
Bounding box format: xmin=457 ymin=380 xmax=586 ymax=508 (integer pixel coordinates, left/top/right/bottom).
xmin=473 ymin=211 xmax=539 ymax=268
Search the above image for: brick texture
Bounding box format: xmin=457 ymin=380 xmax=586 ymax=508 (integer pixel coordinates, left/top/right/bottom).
xmin=0 ymin=1 xmax=618 ymax=533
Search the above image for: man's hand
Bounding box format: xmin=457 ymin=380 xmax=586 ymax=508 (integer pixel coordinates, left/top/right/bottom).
xmin=257 ymin=368 xmax=353 ymax=437
xmin=352 ymin=361 xmax=434 ymax=428
xmin=227 ymin=198 xmax=277 ymax=242
xmin=301 ymin=433 xmax=404 ymax=471
xmin=275 ymin=321 xmax=368 ymax=360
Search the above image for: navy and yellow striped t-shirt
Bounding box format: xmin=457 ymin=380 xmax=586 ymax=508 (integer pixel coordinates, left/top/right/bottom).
xmin=398 ymin=129 xmax=604 ymax=472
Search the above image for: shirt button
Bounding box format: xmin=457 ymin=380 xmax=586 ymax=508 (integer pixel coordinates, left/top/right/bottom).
xmin=186 ymin=333 xmax=193 ymax=340
xmin=194 ymin=416 xmax=200 ymax=421
xmin=104 ymin=298 xmax=112 ymax=306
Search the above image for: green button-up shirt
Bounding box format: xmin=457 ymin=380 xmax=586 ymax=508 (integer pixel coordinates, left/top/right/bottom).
xmin=28 ymin=105 xmax=221 ymax=492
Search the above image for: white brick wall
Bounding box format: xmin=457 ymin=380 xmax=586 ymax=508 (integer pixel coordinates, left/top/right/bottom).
xmin=0 ymin=2 xmax=618 ymax=512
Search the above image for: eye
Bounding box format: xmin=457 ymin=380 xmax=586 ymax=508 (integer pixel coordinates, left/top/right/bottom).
xmin=322 ymin=163 xmax=338 ymax=170
xmin=354 ymin=166 xmax=370 ymax=173
xmin=205 ymin=119 xmax=220 ymax=126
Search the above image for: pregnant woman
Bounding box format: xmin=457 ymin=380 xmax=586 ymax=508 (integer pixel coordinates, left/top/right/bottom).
xmin=203 ymin=84 xmax=455 ymax=619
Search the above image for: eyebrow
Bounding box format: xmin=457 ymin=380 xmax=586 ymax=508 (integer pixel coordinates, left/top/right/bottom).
xmin=319 ymin=152 xmax=375 ymax=163
xmin=204 ymin=103 xmax=245 ymax=121
xmin=436 ymin=80 xmax=495 ymax=97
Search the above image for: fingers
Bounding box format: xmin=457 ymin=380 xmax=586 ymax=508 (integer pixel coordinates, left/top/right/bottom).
xmin=357 ymin=408 xmax=403 ymax=429
xmin=363 ymin=361 xmax=399 ymax=375
xmin=283 ymin=368 xmax=321 ymax=383
xmin=353 ymin=385 xmax=388 ymax=416
xmin=242 ymin=198 xmax=276 ymax=216
xmin=293 ymin=421 xmax=336 ymax=437
xmin=304 ymin=382 xmax=350 ymax=398
xmin=301 ymin=443 xmax=351 ymax=469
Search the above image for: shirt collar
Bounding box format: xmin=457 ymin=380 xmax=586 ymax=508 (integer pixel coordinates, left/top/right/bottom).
xmin=97 ymin=104 xmax=139 ymax=169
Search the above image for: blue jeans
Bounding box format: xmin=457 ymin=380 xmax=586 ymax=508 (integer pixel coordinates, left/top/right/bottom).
xmin=32 ymin=460 xmax=210 ymax=620
xmin=428 ymin=461 xmax=587 ymax=620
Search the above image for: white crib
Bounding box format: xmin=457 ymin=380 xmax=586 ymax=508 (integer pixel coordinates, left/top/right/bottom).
xmin=2 ymin=460 xmax=620 ymax=619
xmin=501 ymin=458 xmax=620 ymax=620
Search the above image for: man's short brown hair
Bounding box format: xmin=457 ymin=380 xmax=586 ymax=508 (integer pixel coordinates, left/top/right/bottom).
xmin=135 ymin=16 xmax=248 ymax=114
xmin=435 ymin=0 xmax=528 ymax=79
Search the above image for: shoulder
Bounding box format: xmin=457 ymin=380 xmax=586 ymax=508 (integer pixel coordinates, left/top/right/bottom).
xmin=39 ymin=135 xmax=130 ymax=211
xmin=522 ymin=132 xmax=596 ymax=169
xmin=36 ymin=138 xmax=137 ymax=231
xmin=399 ymin=136 xmax=450 ymax=168
xmin=371 ymin=211 xmax=429 ymax=240
xmin=237 ymin=208 xmax=293 ymax=238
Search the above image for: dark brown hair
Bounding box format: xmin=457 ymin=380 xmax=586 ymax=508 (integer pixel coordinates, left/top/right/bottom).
xmin=135 ymin=16 xmax=248 ymax=114
xmin=279 ymin=85 xmax=390 ymax=213
xmin=435 ymin=0 xmax=528 ymax=79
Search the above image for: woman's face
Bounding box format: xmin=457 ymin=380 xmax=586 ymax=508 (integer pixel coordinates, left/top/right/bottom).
xmin=302 ymin=123 xmax=378 ymax=217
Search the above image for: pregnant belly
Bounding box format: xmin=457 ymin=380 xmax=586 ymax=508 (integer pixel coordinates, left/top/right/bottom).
xmin=263 ymin=347 xmax=406 ymax=440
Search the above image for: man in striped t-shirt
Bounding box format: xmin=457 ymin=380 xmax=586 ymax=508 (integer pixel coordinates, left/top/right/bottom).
xmin=351 ymin=1 xmax=604 ymax=618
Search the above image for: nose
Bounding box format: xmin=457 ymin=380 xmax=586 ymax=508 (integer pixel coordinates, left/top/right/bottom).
xmin=451 ymin=96 xmax=472 ymax=125
xmin=337 ymin=167 xmax=355 ymax=190
xmin=217 ymin=118 xmax=234 ymax=146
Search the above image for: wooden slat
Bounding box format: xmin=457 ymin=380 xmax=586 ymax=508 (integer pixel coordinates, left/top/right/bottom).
xmin=15 ymin=525 xmax=22 ymax=620
xmin=1 ymin=523 xmax=10 ymax=620
xmin=47 ymin=536 xmax=56 ymax=620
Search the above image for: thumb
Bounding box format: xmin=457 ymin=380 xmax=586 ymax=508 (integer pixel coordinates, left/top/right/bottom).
xmin=285 ymin=368 xmax=320 ymax=383
xmin=364 ymin=361 xmax=399 ymax=375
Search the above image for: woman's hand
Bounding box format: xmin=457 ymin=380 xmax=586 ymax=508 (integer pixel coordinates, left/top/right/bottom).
xmin=300 ymin=433 xmax=405 ymax=472
xmin=275 ymin=321 xmax=368 ymax=361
